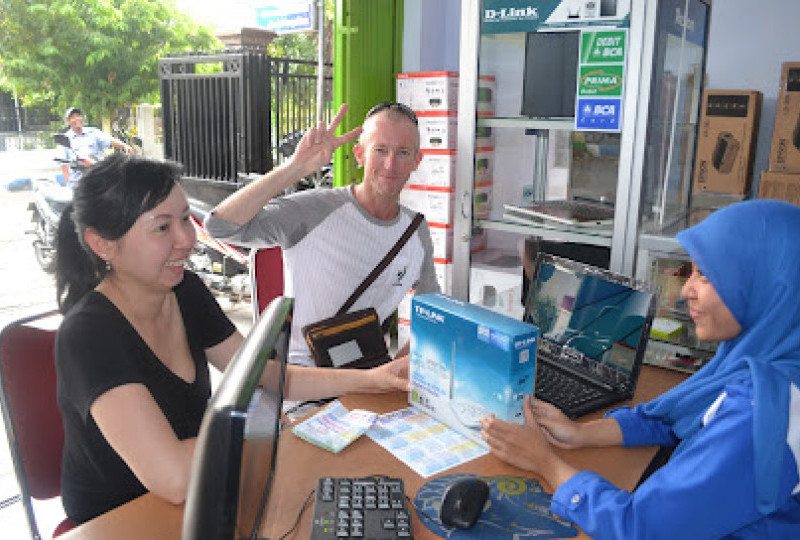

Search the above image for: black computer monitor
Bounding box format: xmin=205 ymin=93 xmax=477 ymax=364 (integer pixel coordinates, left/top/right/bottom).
xmin=521 ymin=31 xmax=580 ymax=118
xmin=183 ymin=296 xmax=293 ymax=540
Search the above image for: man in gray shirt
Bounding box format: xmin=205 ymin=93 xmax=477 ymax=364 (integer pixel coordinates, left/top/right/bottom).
xmin=205 ymin=102 xmax=440 ymax=366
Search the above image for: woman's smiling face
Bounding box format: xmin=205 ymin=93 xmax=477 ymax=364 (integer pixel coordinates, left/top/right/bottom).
xmin=681 ymin=262 xmax=742 ymax=342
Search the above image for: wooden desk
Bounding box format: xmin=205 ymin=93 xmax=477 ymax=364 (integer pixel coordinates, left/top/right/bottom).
xmin=61 ymin=365 xmax=687 ymax=540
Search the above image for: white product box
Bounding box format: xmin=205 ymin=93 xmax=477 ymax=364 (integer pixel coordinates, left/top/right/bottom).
xmin=399 ymin=185 xmax=455 ymax=225
xmin=474 ymin=181 xmax=493 ymax=219
xmin=475 ymin=124 xmax=495 ymax=148
xmin=397 ymin=71 xmax=459 ymax=112
xmin=428 ymin=223 xmax=454 ymax=261
xmin=396 ymin=72 xmax=495 ymax=114
xmin=469 ymin=251 xmax=525 ymax=320
xmin=434 ymin=260 xmax=453 ymax=294
xmin=397 ymin=290 xmax=414 ymax=321
xmin=410 ymin=293 xmax=538 ymax=446
xmin=475 ymin=148 xmax=494 ymax=184
xmin=398 ymin=318 xmax=411 ymax=349
xmin=409 ymin=149 xmax=457 ymax=188
xmin=477 ymin=76 xmax=497 ymax=114
xmin=417 ymin=111 xmax=458 ymax=150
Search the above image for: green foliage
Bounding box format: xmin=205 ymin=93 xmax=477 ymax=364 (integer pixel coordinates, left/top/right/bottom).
xmin=268 ymin=33 xmax=317 ymax=62
xmin=0 ymin=0 xmax=220 ymax=122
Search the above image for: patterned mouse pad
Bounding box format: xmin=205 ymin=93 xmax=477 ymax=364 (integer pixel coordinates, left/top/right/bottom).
xmin=414 ymin=473 xmax=578 ymax=539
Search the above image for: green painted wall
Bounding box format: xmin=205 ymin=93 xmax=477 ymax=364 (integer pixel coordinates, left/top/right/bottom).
xmin=333 ymin=0 xmax=404 ymax=187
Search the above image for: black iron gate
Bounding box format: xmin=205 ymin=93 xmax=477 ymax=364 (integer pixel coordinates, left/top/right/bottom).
xmin=159 ymin=50 xmax=333 ymax=201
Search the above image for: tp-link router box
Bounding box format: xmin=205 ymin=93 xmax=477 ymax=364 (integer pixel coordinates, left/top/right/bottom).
xmin=409 ymin=293 xmax=539 ymax=446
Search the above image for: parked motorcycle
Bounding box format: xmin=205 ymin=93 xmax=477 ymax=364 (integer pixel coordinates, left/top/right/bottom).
xmin=27 ymin=133 xmax=104 ymax=272
xmin=184 ymin=197 xmax=252 ymax=304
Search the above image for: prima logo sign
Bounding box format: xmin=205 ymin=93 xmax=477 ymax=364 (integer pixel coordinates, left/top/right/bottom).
xmin=483 ymin=5 xmax=539 ymax=22
xmin=581 ymin=71 xmax=622 ymax=92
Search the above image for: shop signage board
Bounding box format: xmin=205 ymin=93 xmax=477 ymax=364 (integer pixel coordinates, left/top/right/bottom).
xmin=255 ymin=0 xmax=315 ymax=34
xmin=481 ymin=0 xmax=631 ymax=34
xmin=576 ymin=29 xmax=627 ymax=131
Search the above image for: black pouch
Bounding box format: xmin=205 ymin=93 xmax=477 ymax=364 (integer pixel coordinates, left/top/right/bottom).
xmin=302 ymin=307 xmax=389 ymax=369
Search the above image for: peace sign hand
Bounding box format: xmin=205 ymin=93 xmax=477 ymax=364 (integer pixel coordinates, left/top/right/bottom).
xmin=289 ymin=103 xmax=363 ymax=178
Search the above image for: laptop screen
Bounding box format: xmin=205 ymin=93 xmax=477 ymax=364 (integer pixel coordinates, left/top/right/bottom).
xmin=524 ymin=254 xmax=656 ymax=390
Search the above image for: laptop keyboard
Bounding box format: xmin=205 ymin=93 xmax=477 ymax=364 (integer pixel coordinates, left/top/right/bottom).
xmin=310 ymin=476 xmax=412 ymax=539
xmin=539 ymin=200 xmax=615 ymax=221
xmin=535 ymin=362 xmax=605 ymax=414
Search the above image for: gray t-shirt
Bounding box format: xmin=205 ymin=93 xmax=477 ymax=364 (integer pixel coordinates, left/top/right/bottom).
xmin=205 ymin=186 xmax=439 ymax=365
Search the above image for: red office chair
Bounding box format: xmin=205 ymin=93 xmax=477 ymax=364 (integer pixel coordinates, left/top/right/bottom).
xmin=0 ymin=310 xmax=75 ymax=538
xmin=250 ymin=247 xmax=284 ymax=321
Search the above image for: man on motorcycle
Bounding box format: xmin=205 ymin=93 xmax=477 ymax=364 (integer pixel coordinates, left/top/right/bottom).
xmin=60 ymin=107 xmax=135 ymax=185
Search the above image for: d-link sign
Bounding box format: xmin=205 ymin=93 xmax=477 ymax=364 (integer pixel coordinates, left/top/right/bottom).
xmin=481 ymin=0 xmax=558 ymax=34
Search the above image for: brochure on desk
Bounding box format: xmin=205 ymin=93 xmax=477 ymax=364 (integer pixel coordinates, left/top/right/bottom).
xmin=290 ymin=399 xmax=488 ymax=477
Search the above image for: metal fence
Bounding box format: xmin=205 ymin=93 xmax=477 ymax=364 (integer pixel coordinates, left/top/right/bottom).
xmin=159 ymin=50 xmax=333 ymax=188
xmin=271 ymin=57 xmax=334 ymax=166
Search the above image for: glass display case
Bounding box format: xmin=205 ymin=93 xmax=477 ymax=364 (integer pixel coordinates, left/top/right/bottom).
xmin=636 ymin=233 xmax=717 ymax=372
xmin=452 ymin=0 xmax=712 ymax=307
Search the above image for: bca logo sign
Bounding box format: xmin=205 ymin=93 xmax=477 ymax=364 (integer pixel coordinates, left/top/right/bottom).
xmin=584 ymin=103 xmax=617 ymax=116
xmin=577 ymin=98 xmax=622 ymax=131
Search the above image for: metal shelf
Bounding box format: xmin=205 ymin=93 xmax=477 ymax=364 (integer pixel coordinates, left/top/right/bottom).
xmin=478 ymin=218 xmax=613 ymax=247
xmin=477 ymin=117 xmax=575 ymax=130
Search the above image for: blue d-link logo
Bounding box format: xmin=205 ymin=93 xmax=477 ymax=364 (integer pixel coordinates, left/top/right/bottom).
xmin=484 ymin=6 xmax=539 ymax=20
xmin=414 ymin=305 xmax=445 ymax=324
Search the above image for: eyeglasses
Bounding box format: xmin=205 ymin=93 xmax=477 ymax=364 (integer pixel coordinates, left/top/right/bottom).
xmin=365 ymin=101 xmax=418 ymax=126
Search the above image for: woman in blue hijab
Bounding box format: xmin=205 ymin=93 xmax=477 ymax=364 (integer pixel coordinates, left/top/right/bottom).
xmin=481 ymin=199 xmax=800 ymax=539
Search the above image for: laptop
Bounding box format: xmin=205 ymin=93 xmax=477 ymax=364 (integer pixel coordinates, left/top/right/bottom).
xmin=504 ymin=198 xmax=615 ymax=227
xmin=524 ymin=254 xmax=657 ymax=418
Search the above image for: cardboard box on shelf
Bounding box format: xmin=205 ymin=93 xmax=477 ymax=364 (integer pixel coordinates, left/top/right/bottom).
xmin=474 ymin=181 xmax=493 ymax=219
xmin=398 ymin=318 xmax=411 ymax=349
xmin=769 ymin=62 xmax=800 ymax=173
xmin=417 ymin=111 xmax=458 ymax=150
xmin=477 ymin=76 xmax=497 ymax=114
xmin=400 ymin=185 xmax=455 ymax=224
xmin=427 ymin=223 xmax=454 ymax=260
xmin=475 ymin=123 xmax=495 ymax=147
xmin=475 ymin=147 xmax=494 ymax=184
xmin=758 ymin=170 xmax=800 ymax=206
xmin=397 ymin=71 xmax=459 ymax=112
xmin=469 ymin=251 xmax=525 ymax=320
xmin=398 ymin=290 xmax=413 ymax=321
xmin=693 ymin=90 xmax=762 ymax=195
xmin=409 ymin=149 xmax=457 ymax=188
xmin=396 ymin=72 xmax=496 ymax=114
xmin=434 ymin=260 xmax=453 ymax=294
xmin=409 ymin=293 xmax=538 ymax=446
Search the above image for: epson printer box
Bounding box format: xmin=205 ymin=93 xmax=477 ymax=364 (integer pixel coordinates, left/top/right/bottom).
xmin=409 ymin=293 xmax=538 ymax=446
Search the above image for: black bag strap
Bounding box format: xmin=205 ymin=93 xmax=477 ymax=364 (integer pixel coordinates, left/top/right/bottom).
xmin=337 ymin=212 xmax=424 ymax=315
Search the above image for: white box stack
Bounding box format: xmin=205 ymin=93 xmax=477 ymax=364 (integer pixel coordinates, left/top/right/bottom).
xmin=397 ymin=71 xmax=496 ymax=295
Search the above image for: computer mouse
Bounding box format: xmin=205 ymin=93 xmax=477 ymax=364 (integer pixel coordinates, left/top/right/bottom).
xmin=439 ymin=477 xmax=490 ymax=529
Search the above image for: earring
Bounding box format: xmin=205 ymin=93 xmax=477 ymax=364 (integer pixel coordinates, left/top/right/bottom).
xmin=104 ymin=259 xmax=111 ymax=271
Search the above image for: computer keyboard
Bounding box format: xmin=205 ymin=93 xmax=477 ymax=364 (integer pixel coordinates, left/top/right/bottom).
xmin=535 ymin=363 xmax=605 ymax=410
xmin=538 ymin=199 xmax=615 ymax=221
xmin=310 ymin=476 xmax=413 ymax=539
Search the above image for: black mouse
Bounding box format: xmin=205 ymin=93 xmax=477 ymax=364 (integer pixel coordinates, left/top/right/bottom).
xmin=439 ymin=477 xmax=490 ymax=529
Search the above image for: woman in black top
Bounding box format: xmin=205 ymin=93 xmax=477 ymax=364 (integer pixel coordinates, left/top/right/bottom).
xmin=54 ymin=154 xmax=410 ymax=524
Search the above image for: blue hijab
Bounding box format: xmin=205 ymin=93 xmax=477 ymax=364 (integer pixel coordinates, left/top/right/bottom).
xmin=642 ymin=199 xmax=800 ymax=514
